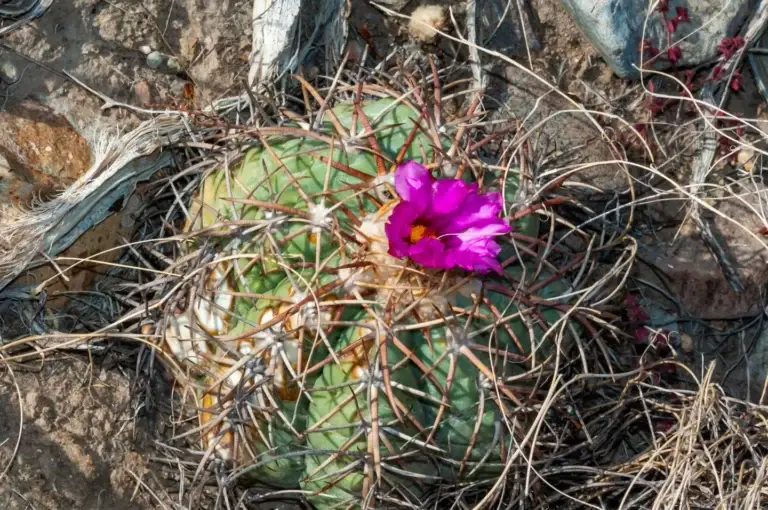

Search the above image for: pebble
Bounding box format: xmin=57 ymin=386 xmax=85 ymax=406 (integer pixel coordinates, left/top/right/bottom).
xmin=680 ymin=333 xmax=694 ymax=353
xmin=146 ymin=51 xmax=164 ymax=69
xmin=736 ymin=148 xmax=755 ymax=173
xmin=346 ymin=40 xmax=363 ymax=64
xmin=134 ymin=80 xmax=152 ymax=106
xmin=0 ymin=61 xmax=18 ymax=82
xmin=304 ymin=66 xmax=319 ymax=81
xmin=167 ymin=57 xmax=182 ymax=73
xmin=139 ymin=45 xmax=152 ymax=55
xmin=0 ymin=154 xmax=11 ymax=179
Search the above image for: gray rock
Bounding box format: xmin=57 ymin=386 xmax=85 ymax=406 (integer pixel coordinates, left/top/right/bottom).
xmin=146 ymin=50 xmax=164 ymax=70
xmin=0 ymin=60 xmax=18 ymax=82
xmin=478 ymin=0 xmax=540 ymax=56
xmin=167 ymin=56 xmax=182 ymax=73
xmin=559 ymin=0 xmax=755 ymax=79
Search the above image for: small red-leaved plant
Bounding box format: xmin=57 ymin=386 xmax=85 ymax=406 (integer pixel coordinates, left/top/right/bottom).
xmin=634 ymin=2 xmax=746 ymax=152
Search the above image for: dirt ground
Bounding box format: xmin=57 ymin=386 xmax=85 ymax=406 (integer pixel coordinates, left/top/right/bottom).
xmin=0 ymin=2 xmax=254 ymax=507
xmin=0 ymin=356 xmax=157 ymax=510
xmin=0 ymin=0 xmax=766 ymax=508
xmin=0 ymin=0 xmax=253 ymax=136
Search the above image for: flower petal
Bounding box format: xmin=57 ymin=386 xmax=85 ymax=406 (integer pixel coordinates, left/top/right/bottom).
xmin=445 ymin=222 xmax=508 ymax=273
xmin=425 ymin=179 xmax=472 ymax=217
xmin=437 ymin=190 xmax=505 ymax=233
xmin=450 ymin=238 xmax=501 ymax=269
xmin=408 ymin=237 xmax=453 ymax=269
xmin=454 ymin=220 xmax=511 ymax=242
xmin=385 ymin=201 xmax=421 ymax=257
xmin=394 ymin=161 xmax=433 ymax=211
xmin=385 ymin=165 xmax=511 ymax=274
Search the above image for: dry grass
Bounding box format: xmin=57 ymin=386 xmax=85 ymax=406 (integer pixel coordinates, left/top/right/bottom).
xmin=1 ymin=3 xmax=768 ymax=510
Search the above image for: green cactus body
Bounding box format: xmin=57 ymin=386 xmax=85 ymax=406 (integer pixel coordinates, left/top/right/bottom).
xmin=165 ymin=95 xmax=581 ymax=509
xmin=198 ymin=278 xmax=314 ymax=488
xmin=302 ymin=315 xmax=431 ymax=509
xmin=496 ymin=171 xmax=540 ymax=240
xmin=188 ymin=99 xmax=437 ymax=269
xmin=414 ymin=264 xmax=572 ymax=481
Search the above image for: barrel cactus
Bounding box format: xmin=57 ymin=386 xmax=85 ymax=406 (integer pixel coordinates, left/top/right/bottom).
xmin=159 ymin=81 xmax=580 ymax=508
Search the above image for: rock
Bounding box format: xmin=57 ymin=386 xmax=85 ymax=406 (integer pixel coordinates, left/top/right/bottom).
xmin=736 ymin=148 xmax=755 ymax=172
xmin=346 ymin=39 xmax=363 ymax=64
xmin=167 ymin=56 xmax=182 ymax=73
xmin=146 ymin=51 xmax=164 ymax=69
xmin=0 ymin=60 xmax=18 ymax=82
xmin=477 ymin=0 xmax=541 ymax=56
xmin=134 ymin=80 xmax=151 ymax=106
xmin=0 ymin=101 xmax=147 ymax=317
xmin=0 ymin=101 xmax=92 ymax=197
xmin=680 ymin=333 xmax=693 ymax=353
xmin=304 ymin=65 xmax=319 ymax=81
xmin=559 ymin=0 xmax=753 ymax=79
xmin=139 ymin=44 xmax=152 ymax=55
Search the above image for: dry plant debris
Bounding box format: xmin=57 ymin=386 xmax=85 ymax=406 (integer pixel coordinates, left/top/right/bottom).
xmin=1 ymin=2 xmax=768 ymax=510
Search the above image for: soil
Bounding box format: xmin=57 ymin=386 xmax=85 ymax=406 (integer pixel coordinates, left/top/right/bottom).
xmin=0 ymin=0 xmax=253 ymax=135
xmin=0 ymin=1 xmax=254 ymax=507
xmin=0 ymin=356 xmax=157 ymax=510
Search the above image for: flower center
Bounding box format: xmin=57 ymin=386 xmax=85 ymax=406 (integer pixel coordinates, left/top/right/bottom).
xmin=409 ymin=223 xmax=436 ymax=243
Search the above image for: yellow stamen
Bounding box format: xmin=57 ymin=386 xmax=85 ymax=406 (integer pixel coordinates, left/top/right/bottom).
xmin=410 ymin=225 xmax=427 ymax=243
xmin=409 ymin=224 xmax=436 ymax=243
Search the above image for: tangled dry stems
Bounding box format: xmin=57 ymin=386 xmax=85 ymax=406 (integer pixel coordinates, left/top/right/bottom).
xmin=1 ymin=10 xmax=768 ymax=509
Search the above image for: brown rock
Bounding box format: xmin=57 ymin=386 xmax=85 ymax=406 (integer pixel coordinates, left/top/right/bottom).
xmin=0 ymin=101 xmax=92 ymax=208
xmin=0 ymin=101 xmax=142 ymax=320
xmin=134 ymin=80 xmax=152 ymax=106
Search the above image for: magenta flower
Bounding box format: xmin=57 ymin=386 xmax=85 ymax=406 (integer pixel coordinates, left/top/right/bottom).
xmin=384 ymin=161 xmax=511 ymax=273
